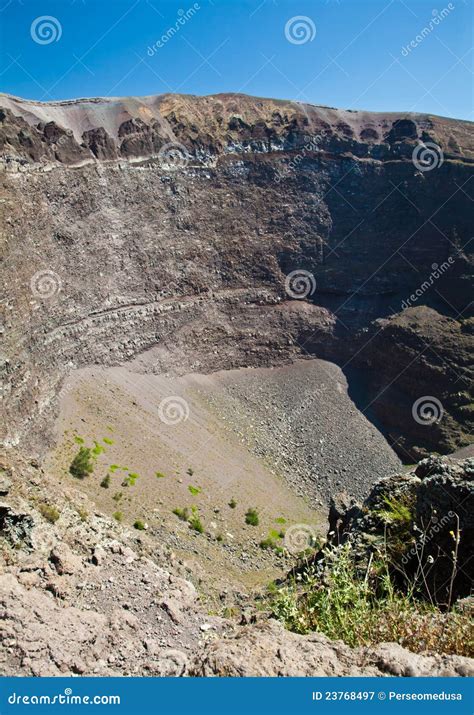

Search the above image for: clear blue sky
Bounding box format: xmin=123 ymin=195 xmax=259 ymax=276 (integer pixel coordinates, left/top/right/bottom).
xmin=0 ymin=0 xmax=472 ymax=119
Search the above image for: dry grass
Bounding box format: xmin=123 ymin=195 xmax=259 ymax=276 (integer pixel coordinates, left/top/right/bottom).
xmin=269 ymin=544 xmax=473 ymax=657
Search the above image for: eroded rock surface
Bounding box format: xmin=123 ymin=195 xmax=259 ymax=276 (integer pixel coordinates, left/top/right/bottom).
xmin=192 ymin=620 xmax=474 ymax=677
xmin=1 ymin=93 xmax=473 ymax=464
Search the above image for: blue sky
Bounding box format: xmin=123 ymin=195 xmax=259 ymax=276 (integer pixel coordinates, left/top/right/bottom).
xmin=0 ymin=0 xmax=472 ymax=119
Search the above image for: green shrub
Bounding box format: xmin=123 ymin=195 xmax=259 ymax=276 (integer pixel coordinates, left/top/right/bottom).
xmin=228 ymin=498 xmax=237 ymax=509
xmin=245 ymin=508 xmax=259 ymax=526
xmin=133 ymin=519 xmax=146 ymax=530
xmin=69 ymin=447 xmax=94 ymax=479
xmin=100 ymin=474 xmax=111 ymax=489
xmin=173 ymin=507 xmax=189 ymax=521
xmin=155 ymin=471 xmax=166 ymax=479
xmin=38 ymin=503 xmax=60 ymax=524
xmin=189 ymin=515 xmax=204 ymax=533
xmin=92 ymin=441 xmax=104 ymax=457
xmin=188 ymin=485 xmax=201 ymax=496
xmin=113 ymin=511 xmax=123 ymax=522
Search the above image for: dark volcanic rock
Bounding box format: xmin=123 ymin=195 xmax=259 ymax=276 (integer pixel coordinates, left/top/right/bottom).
xmin=325 ymin=456 xmax=474 ymax=605
xmin=82 ymin=127 xmax=117 ymax=160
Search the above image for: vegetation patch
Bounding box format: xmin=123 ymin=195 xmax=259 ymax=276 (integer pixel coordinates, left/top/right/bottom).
xmin=38 ymin=503 xmax=60 ymax=524
xmin=269 ymin=543 xmax=472 ymax=657
xmin=100 ymin=474 xmax=111 ymax=489
xmin=69 ymin=447 xmax=94 ymax=479
xmin=245 ymin=508 xmax=259 ymax=526
xmin=173 ymin=507 xmax=190 ymax=522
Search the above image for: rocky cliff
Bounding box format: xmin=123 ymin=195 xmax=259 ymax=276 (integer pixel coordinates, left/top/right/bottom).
xmin=1 ymin=92 xmax=473 ymax=460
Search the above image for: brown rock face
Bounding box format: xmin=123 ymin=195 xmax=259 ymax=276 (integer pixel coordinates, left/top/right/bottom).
xmin=0 ymin=92 xmax=473 ymax=463
xmin=192 ymin=620 xmax=473 ymax=677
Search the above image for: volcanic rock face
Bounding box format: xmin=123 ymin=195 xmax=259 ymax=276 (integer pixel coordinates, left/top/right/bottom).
xmin=327 ymin=456 xmax=474 ymax=604
xmin=0 ymin=92 xmax=473 ymax=461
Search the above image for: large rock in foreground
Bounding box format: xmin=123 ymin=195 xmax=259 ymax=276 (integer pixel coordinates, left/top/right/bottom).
xmin=192 ymin=620 xmax=473 ymax=677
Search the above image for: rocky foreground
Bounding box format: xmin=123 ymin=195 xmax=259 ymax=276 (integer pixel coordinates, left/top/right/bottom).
xmin=1 ymin=451 xmax=472 ymax=677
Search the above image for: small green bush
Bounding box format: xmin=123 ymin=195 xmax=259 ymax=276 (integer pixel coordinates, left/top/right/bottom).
xmin=133 ymin=519 xmax=146 ymax=530
xmin=245 ymin=508 xmax=259 ymax=526
xmin=189 ymin=515 xmax=204 ymax=534
xmin=188 ymin=485 xmax=201 ymax=496
xmin=69 ymin=447 xmax=94 ymax=479
xmin=38 ymin=503 xmax=60 ymax=524
xmin=228 ymin=498 xmax=237 ymax=509
xmin=100 ymin=474 xmax=111 ymax=489
xmin=155 ymin=471 xmax=166 ymax=479
xmin=173 ymin=507 xmax=189 ymax=521
xmin=113 ymin=511 xmax=123 ymax=522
